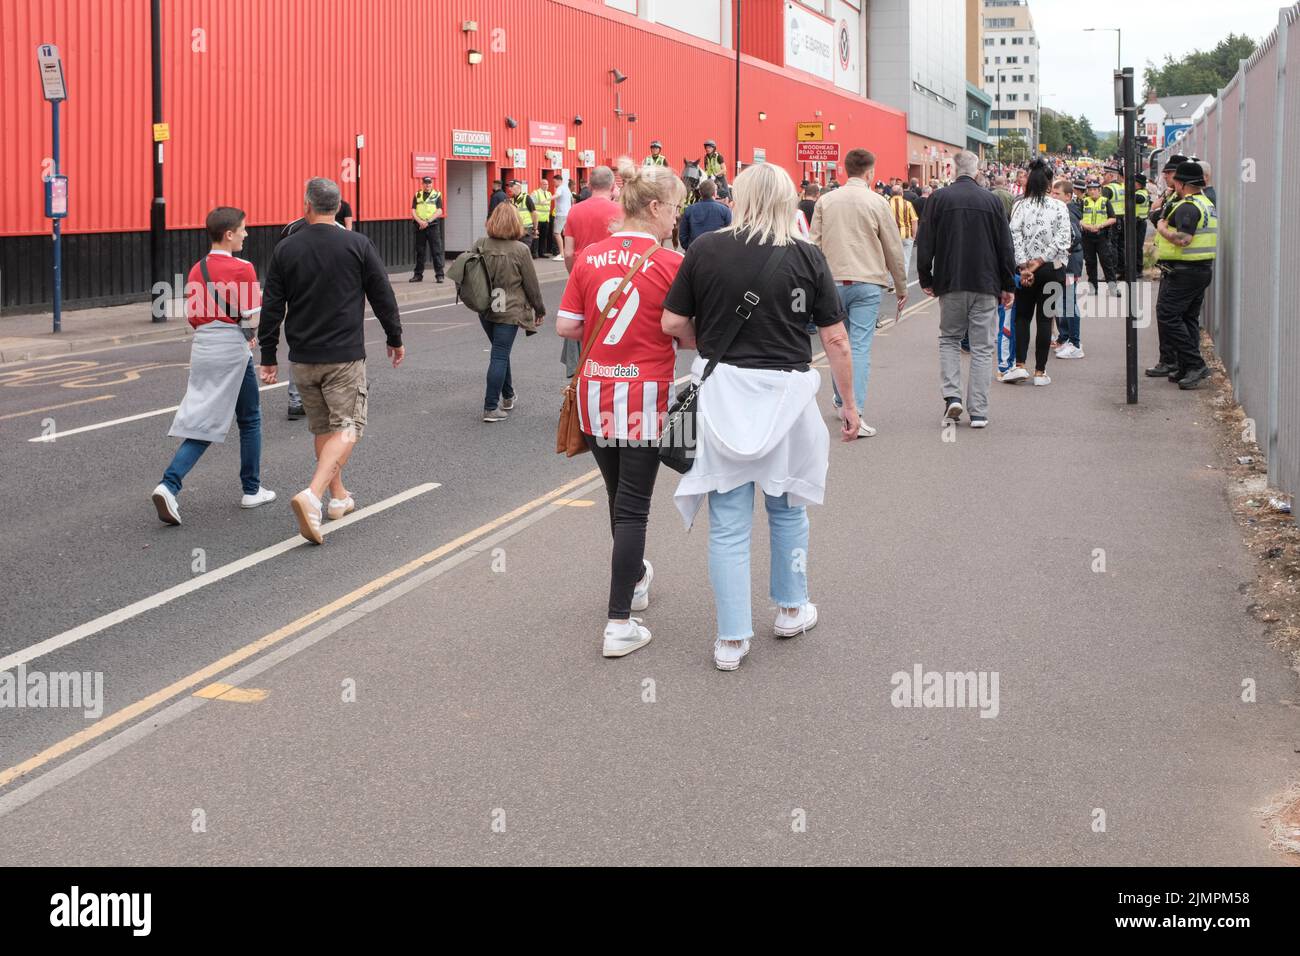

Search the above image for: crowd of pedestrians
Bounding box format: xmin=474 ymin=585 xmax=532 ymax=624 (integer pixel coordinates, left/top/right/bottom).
xmin=150 ymin=141 xmax=1216 ymax=672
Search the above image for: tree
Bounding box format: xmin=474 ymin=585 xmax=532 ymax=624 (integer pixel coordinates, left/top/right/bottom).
xmin=1143 ymin=33 xmax=1258 ymax=97
xmin=997 ymin=131 xmax=1028 ymax=164
xmin=1040 ymin=111 xmax=1064 ymax=154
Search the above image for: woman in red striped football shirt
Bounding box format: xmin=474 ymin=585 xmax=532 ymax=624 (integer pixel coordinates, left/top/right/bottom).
xmin=556 ymin=158 xmax=686 ymax=659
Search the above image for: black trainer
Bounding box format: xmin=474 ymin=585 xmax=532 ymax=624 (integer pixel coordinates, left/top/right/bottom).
xmin=409 ymin=275 xmax=423 ymax=283
xmin=1145 ymin=363 xmax=1177 ymax=377
xmin=943 ymin=397 xmax=964 ymax=424
xmin=1168 ymin=368 xmax=1186 ymax=382
xmin=1178 ymin=367 xmax=1211 ymax=390
xmin=287 ymin=403 xmax=306 ymax=421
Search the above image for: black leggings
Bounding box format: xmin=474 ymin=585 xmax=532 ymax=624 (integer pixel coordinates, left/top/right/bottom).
xmin=585 ymin=435 xmax=661 ymax=619
xmin=1014 ymin=263 xmax=1065 ymax=372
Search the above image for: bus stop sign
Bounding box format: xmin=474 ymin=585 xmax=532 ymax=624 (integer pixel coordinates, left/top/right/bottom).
xmin=37 ymin=44 xmax=67 ymax=101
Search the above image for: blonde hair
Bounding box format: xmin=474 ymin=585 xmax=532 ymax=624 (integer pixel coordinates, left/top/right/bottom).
xmin=721 ymin=162 xmax=800 ymax=246
xmin=485 ymin=201 xmax=524 ymax=240
xmin=614 ymin=157 xmax=685 ymax=221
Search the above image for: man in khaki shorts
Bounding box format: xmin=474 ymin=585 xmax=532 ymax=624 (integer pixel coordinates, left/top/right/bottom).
xmin=258 ymin=177 xmax=404 ymax=544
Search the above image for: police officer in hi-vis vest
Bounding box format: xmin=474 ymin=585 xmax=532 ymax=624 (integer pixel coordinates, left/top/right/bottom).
xmin=511 ymin=180 xmax=537 ymax=255
xmin=644 ymin=140 xmax=666 ymax=166
xmin=410 ymin=176 xmax=444 ymax=283
xmin=702 ymin=139 xmax=726 ymax=182
xmin=530 ymin=180 xmax=553 ymax=260
xmin=1101 ymin=165 xmax=1126 ymax=280
xmin=1079 ymin=180 xmax=1119 ymax=295
xmin=1151 ymin=161 xmax=1217 ymax=389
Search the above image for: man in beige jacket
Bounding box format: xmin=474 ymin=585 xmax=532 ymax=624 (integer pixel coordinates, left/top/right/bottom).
xmin=809 ymin=148 xmax=908 ymax=437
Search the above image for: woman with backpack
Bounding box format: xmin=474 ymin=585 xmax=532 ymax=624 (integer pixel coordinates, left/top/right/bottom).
xmin=555 ymin=158 xmax=685 ymax=659
xmin=452 ymin=202 xmax=545 ymax=422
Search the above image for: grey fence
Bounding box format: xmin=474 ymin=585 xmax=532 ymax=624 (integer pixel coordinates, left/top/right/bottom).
xmin=1178 ymin=2 xmax=1299 ymax=499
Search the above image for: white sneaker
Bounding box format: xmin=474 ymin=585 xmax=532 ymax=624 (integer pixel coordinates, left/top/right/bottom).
xmin=290 ymin=488 xmax=324 ymax=545
xmin=774 ymin=602 xmax=819 ymax=638
xmin=240 ymin=486 xmax=276 ymax=509
xmin=943 ymin=399 xmax=964 ymax=424
xmin=603 ymin=618 xmax=652 ymax=658
xmin=1002 ymin=366 xmax=1030 ymax=383
xmin=1033 ymin=372 xmax=1052 ymax=386
xmin=1056 ymin=344 xmax=1084 ymax=359
xmin=969 ymin=416 xmax=989 ymax=429
xmin=630 ymin=559 xmax=653 ymax=612
xmin=857 ymin=422 xmax=877 ymax=438
xmin=151 ymin=484 xmax=181 ymax=526
xmin=327 ymin=495 xmax=356 ymax=520
xmin=551 ymin=254 xmax=564 ymax=261
xmin=713 ymin=638 xmax=751 ymax=671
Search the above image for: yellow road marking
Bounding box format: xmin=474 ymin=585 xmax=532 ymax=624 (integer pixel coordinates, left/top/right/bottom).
xmin=0 ymin=467 xmax=600 ymax=790
xmin=0 ymin=394 xmax=115 ymax=421
xmin=555 ymin=499 xmax=596 ymax=507
xmin=193 ymin=683 xmax=269 ymax=703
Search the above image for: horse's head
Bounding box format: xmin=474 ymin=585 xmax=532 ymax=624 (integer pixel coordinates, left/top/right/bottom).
xmin=681 ymin=159 xmax=703 ymax=187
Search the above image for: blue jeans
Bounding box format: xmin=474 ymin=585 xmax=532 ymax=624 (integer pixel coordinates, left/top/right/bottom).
xmin=480 ymin=317 xmax=518 ymax=410
xmin=830 ymin=282 xmax=883 ymax=412
xmin=708 ymin=483 xmax=809 ymax=640
xmin=1058 ymin=276 xmax=1081 ymax=348
xmin=162 ymin=357 xmax=262 ymax=495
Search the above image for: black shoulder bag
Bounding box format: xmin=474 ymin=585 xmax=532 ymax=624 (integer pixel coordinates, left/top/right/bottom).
xmin=657 ymin=242 xmax=790 ymax=474
xmin=199 ymin=256 xmax=255 ymax=341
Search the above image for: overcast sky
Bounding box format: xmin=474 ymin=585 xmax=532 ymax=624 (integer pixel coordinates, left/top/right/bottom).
xmin=1033 ymin=0 xmax=1285 ymax=130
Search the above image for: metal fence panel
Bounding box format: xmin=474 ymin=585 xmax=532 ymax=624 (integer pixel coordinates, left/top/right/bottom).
xmin=1237 ymin=44 xmax=1278 ymax=453
xmin=1277 ymin=8 xmax=1300 ymax=497
xmin=1182 ymin=3 xmax=1298 ymax=499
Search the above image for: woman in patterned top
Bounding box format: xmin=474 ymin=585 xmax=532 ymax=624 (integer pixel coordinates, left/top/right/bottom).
xmin=1005 ymin=159 xmax=1074 ymax=386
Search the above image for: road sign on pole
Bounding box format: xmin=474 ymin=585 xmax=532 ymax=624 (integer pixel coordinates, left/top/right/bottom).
xmin=37 ymin=44 xmax=67 ymax=101
xmin=37 ymin=44 xmax=67 ymax=333
xmin=796 ymin=142 xmax=839 ymax=163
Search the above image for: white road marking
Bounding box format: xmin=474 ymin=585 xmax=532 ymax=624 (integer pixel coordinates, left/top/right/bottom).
xmin=27 ymin=382 xmax=289 ymax=442
xmin=0 ymin=482 xmax=440 ymax=673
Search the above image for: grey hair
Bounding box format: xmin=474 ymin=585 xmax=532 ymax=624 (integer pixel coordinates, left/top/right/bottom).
xmin=305 ymin=177 xmax=341 ymax=214
xmin=993 ymin=174 xmax=1008 ymax=187
xmin=589 ymin=165 xmax=614 ymax=191
xmin=954 ymin=150 xmax=979 ymax=179
xmin=891 ymin=185 xmax=904 ymax=195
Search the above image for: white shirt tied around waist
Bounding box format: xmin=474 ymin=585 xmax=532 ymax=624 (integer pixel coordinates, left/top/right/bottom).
xmin=673 ymin=354 xmax=830 ymax=529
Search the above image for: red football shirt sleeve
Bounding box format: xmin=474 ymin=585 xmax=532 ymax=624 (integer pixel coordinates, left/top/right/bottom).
xmin=238 ymin=260 xmax=262 ymax=318
xmin=557 ymin=262 xmax=587 ymax=324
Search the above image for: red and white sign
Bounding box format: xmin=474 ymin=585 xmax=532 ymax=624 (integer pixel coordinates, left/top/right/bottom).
xmin=796 ymin=142 xmax=840 ymax=162
xmin=411 ymin=152 xmax=439 ymax=178
xmin=528 ymin=120 xmax=565 ymax=147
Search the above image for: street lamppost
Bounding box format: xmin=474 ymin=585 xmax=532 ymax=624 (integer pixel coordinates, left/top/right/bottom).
xmin=1085 ymin=26 xmax=1122 ymax=155
xmin=1037 ymin=92 xmax=1058 ymax=157
xmin=994 ymin=66 xmax=1017 ymax=162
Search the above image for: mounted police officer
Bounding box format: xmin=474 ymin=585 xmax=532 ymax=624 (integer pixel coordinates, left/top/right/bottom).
xmin=1151 ymin=161 xmax=1216 ymax=389
xmin=410 ymin=176 xmax=444 ymax=283
xmin=702 ymin=139 xmax=727 ymax=183
xmin=644 ymin=140 xmax=666 ymax=166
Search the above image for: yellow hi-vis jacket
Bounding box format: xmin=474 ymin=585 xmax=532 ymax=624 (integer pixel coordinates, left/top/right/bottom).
xmin=1155 ymin=193 xmax=1218 ymax=262
xmin=530 ymin=188 xmax=552 ymax=223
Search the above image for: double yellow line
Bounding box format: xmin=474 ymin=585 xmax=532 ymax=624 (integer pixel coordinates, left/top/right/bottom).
xmin=0 ymin=468 xmax=600 ymax=790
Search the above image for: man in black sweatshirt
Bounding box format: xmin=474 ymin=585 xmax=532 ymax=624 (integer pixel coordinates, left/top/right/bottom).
xmin=257 ymin=177 xmax=404 ymax=545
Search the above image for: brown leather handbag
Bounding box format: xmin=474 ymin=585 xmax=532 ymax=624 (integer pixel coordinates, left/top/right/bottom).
xmin=556 ymin=244 xmax=658 ymax=457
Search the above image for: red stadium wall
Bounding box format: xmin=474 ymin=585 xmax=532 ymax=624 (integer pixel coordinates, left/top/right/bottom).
xmin=2 ymin=0 xmax=906 ymax=238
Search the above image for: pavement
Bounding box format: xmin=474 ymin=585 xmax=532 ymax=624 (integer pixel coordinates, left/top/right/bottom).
xmin=0 ymin=273 xmax=1296 ymax=865
xmin=0 ymin=259 xmax=572 ymax=364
